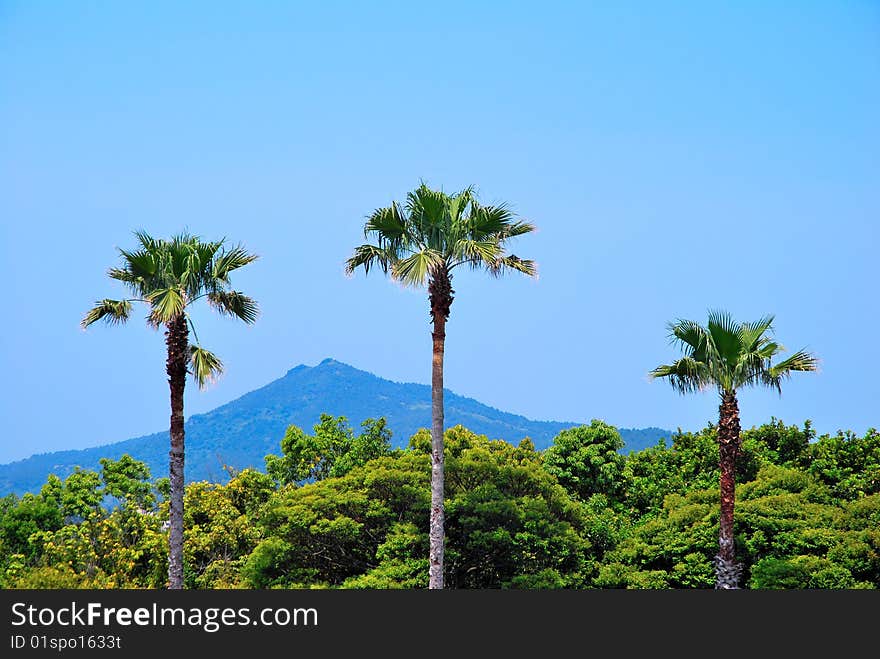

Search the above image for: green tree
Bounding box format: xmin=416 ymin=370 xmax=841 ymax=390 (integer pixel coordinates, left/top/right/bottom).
xmin=82 ymin=231 xmax=259 ymax=589
xmin=265 ymin=415 xmax=392 ymax=486
xmin=184 ymin=469 xmax=275 ymax=588
xmin=803 ymin=428 xmax=880 ymax=500
xmin=0 ymin=492 xmax=63 ymax=570
xmin=544 ymin=421 xmax=627 ymax=501
xmin=57 ymin=468 xmax=103 ymax=521
xmin=650 ymin=311 xmax=818 ymax=588
xmin=743 ymin=418 xmax=814 ymax=467
xmin=346 ymin=183 xmax=536 ymax=588
xmin=100 ymin=455 xmax=154 ymax=509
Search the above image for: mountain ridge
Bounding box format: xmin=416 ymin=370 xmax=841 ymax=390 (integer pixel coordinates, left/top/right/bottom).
xmin=0 ymin=358 xmax=672 ymax=496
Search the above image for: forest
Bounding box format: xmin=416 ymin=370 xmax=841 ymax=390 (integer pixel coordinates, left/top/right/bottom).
xmin=2 ymin=416 xmax=878 ymax=589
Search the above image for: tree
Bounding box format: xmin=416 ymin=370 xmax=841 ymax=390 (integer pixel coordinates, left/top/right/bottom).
xmin=543 ymin=421 xmax=626 ymax=501
xmin=803 ymin=427 xmax=880 ymax=500
xmin=82 ymin=231 xmax=258 ymax=589
xmin=100 ymin=455 xmax=154 ymax=509
xmin=650 ymin=311 xmax=817 ymax=588
xmin=345 ymin=184 xmax=536 ymax=588
xmin=184 ymin=469 xmax=275 ymax=588
xmin=264 ymin=415 xmax=392 ymax=486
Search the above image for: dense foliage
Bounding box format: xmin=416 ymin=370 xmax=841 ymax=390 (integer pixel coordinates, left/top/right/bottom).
xmin=2 ymin=417 xmax=877 ymax=589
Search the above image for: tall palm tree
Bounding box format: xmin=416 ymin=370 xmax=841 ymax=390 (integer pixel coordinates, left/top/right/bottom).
xmin=650 ymin=310 xmax=817 ymax=588
xmin=82 ymin=231 xmax=258 ymax=589
xmin=346 ymin=183 xmax=536 ymax=589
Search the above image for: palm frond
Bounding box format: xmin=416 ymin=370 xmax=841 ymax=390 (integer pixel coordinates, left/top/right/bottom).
xmin=345 ymin=243 xmax=399 ymax=276
xmin=167 ymin=235 xmax=198 ymax=282
xmin=650 ymin=357 xmax=711 ymax=394
xmin=207 ymin=290 xmax=259 ymax=324
xmin=500 ymin=219 xmax=537 ymax=239
xmin=453 ymin=185 xmax=476 ymax=208
xmin=117 ymin=248 xmax=158 ymax=281
xmin=733 ymin=351 xmax=770 ymax=390
xmin=392 ymin=249 xmax=443 ymax=287
xmin=107 ymin=267 xmax=145 ymax=295
xmin=761 ymin=350 xmax=818 ymax=394
xmin=707 ymin=309 xmax=742 ymax=365
xmin=81 ymin=299 xmax=133 ymax=328
xmin=410 ymin=185 xmax=450 ymax=244
xmin=196 ymin=238 xmax=224 ymax=268
xmin=189 ymin=346 xmax=224 ymax=389
xmin=467 ymin=203 xmax=515 ymax=238
xmin=365 ymin=204 xmax=409 ymax=242
xmin=755 ymin=341 xmax=783 ymax=360
xmin=447 ymin=187 xmax=476 ymax=234
xmin=146 ymin=288 xmax=185 ymax=326
xmin=769 ymin=349 xmax=820 ymax=375
xmin=488 ymin=255 xmax=537 ymax=277
xmin=737 ymin=314 xmax=775 ymax=352
xmin=133 ymin=230 xmax=160 ymax=252
xmin=668 ymin=319 xmax=712 ymax=357
xmin=213 ymin=245 xmax=258 ymax=281
xmin=452 ymin=239 xmax=502 ymax=267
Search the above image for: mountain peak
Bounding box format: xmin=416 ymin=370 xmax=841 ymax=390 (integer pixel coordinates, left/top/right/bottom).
xmin=285 ymin=358 xmax=349 ymax=376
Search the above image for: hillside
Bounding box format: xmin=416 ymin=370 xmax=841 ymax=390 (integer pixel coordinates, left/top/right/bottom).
xmin=0 ymin=358 xmax=670 ymax=495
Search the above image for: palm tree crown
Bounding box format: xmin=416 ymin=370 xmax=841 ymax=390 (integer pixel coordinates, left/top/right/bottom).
xmin=345 ymin=183 xmax=536 ymax=283
xmin=82 ymin=231 xmax=259 ymax=385
xmin=649 ymin=310 xmax=818 ymax=395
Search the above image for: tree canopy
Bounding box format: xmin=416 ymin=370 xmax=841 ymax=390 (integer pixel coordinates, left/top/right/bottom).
xmin=3 ymin=416 xmax=877 ymax=590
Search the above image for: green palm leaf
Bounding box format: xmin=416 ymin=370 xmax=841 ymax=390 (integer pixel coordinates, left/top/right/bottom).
xmin=488 ymin=255 xmax=537 ymax=277
xmin=707 ymin=309 xmax=742 ymax=367
xmin=81 ymin=299 xmax=133 ymax=328
xmin=117 ymin=248 xmax=158 ymax=282
xmin=500 ymin=220 xmax=537 ymax=239
xmin=365 ymin=204 xmax=409 ymax=242
xmin=738 ymin=314 xmax=775 ymax=351
xmin=213 ymin=245 xmax=258 ymax=281
xmin=345 ymin=244 xmax=398 ymax=276
xmin=649 ymin=356 xmax=711 ymax=394
xmin=468 ymin=203 xmax=514 ymax=238
xmin=146 ymin=288 xmax=185 ymax=326
xmin=207 ymin=291 xmax=259 ymax=324
xmin=189 ymin=346 xmax=224 ymax=388
xmin=392 ymin=249 xmax=443 ymax=286
xmin=453 ymin=239 xmax=502 ymax=267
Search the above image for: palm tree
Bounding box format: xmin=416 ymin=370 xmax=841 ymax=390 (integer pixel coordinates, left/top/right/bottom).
xmin=82 ymin=231 xmax=258 ymax=589
xmin=650 ymin=310 xmax=817 ymax=588
xmin=346 ymin=183 xmax=536 ymax=588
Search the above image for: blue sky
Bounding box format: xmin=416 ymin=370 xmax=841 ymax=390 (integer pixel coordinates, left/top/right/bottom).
xmin=1 ymin=1 xmax=877 ymax=464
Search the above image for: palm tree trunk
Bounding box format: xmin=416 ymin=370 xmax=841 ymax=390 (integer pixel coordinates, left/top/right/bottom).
xmin=716 ymin=389 xmax=743 ymax=589
xmin=428 ymin=266 xmax=453 ymax=589
xmin=165 ymin=313 xmax=188 ymax=589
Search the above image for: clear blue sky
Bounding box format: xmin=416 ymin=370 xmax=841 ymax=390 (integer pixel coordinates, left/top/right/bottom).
xmin=1 ymin=1 xmax=877 ymax=464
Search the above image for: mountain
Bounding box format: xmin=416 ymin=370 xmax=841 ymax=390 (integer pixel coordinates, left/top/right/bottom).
xmin=0 ymin=358 xmax=671 ymax=496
